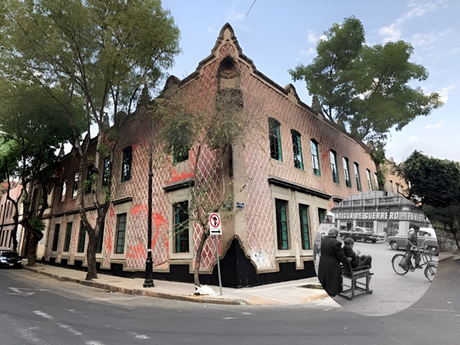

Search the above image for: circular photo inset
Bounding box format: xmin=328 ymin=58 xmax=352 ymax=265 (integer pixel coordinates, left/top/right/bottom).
xmin=313 ymin=191 xmax=438 ymax=316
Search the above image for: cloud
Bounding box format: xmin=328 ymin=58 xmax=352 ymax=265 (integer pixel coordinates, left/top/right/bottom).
xmin=306 ymin=29 xmax=318 ymax=43
xmin=227 ymin=11 xmax=245 ymax=22
xmin=438 ymin=85 xmax=455 ymax=102
xmin=379 ymin=24 xmax=402 ymax=42
xmin=300 ymin=48 xmax=315 ymax=55
xmin=425 ymin=119 xmax=445 ymax=129
xmin=409 ymin=136 xmax=419 ymax=141
xmin=378 ymin=1 xmax=440 ymax=42
xmin=410 ymin=28 xmax=454 ymax=49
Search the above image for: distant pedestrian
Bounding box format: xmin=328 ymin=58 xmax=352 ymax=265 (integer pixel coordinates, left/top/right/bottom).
xmin=318 ymin=228 xmax=350 ymax=297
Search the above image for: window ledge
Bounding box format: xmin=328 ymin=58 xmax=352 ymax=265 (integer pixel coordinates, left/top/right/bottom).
xmin=268 ymin=175 xmax=331 ymax=200
xmin=163 ymin=177 xmax=195 ymax=192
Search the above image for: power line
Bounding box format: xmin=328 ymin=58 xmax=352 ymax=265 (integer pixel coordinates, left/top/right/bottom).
xmin=235 ymin=0 xmax=256 ymax=30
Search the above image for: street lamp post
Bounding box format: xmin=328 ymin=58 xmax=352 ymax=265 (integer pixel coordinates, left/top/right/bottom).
xmin=144 ymin=119 xmax=154 ymax=288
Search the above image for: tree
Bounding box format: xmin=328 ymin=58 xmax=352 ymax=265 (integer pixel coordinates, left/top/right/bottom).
xmin=397 ymin=150 xmax=460 ymax=248
xmin=153 ymin=87 xmax=259 ymax=290
xmin=0 ymin=79 xmax=84 ymax=265
xmin=289 ymin=16 xmax=442 ymax=143
xmin=0 ymin=0 xmax=180 ymax=279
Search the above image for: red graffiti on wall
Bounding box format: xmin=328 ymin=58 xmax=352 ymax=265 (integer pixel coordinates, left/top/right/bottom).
xmin=152 ymin=212 xmax=166 ymax=248
xmin=169 ymin=168 xmax=194 ymax=183
xmin=126 ymin=242 xmax=146 ymax=260
xmin=130 ymin=204 xmax=148 ymax=216
xmin=105 ymin=206 xmax=115 ymax=254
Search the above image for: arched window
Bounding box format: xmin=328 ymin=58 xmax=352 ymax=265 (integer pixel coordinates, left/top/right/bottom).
xmin=342 ymin=157 xmax=351 ymax=188
xmin=268 ymin=118 xmax=282 ymax=161
xmin=310 ymin=140 xmax=321 ymax=176
xmin=291 ymin=130 xmax=304 ymax=170
xmin=61 ymin=179 xmax=67 ymax=202
xmin=72 ymin=173 xmax=79 ymax=199
xmin=330 ymin=150 xmax=339 ymax=184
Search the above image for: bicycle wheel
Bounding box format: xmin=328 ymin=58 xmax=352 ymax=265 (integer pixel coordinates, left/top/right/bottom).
xmin=424 ymin=263 xmax=437 ymax=282
xmin=392 ymin=254 xmax=409 ymax=275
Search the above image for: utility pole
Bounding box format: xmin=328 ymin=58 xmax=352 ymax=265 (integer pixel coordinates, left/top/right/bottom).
xmin=144 ymin=119 xmax=154 ymax=288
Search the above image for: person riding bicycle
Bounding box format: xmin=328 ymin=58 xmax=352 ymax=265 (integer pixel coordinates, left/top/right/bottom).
xmin=405 ymin=225 xmax=422 ymax=269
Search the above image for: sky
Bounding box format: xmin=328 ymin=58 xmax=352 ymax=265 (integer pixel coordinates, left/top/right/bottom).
xmin=160 ymin=0 xmax=460 ymax=163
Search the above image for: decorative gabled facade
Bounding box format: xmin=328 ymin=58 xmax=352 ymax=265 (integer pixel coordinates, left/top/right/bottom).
xmin=3 ymin=24 xmax=406 ymax=287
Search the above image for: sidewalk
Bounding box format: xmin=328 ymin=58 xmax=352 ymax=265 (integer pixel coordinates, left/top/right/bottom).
xmin=21 ymin=262 xmax=329 ymax=306
xmin=21 ymin=252 xmax=459 ymax=306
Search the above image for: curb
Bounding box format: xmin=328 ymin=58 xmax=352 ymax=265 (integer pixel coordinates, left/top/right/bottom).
xmin=438 ymin=252 xmax=460 ymax=262
xmin=22 ymin=266 xmax=248 ymax=306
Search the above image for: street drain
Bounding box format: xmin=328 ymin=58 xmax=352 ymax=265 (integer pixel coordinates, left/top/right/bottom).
xmin=300 ymin=284 xmax=323 ymax=290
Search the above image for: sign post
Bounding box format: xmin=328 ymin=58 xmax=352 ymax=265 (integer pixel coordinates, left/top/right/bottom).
xmin=209 ymin=213 xmax=223 ymax=295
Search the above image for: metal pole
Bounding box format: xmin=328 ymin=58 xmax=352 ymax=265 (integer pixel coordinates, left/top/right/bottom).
xmin=215 ymin=235 xmax=222 ymax=295
xmin=144 ymin=119 xmax=154 ymax=288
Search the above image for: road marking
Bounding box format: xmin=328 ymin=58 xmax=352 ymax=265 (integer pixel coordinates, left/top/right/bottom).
xmin=127 ymin=331 xmax=150 ymax=340
xmin=7 ymin=287 xmax=35 ymax=296
xmin=57 ymin=322 xmax=82 ymax=336
xmin=67 ymin=308 xmax=90 ymax=318
xmin=33 ymin=311 xmax=106 ymax=344
xmin=33 ymin=311 xmax=55 ymax=320
xmin=18 ymin=327 xmax=50 ymax=345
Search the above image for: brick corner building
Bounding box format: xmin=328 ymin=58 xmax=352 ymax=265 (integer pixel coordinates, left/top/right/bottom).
xmin=2 ymin=24 xmax=406 ymax=287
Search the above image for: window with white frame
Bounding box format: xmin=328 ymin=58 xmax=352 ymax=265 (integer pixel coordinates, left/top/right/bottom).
xmin=291 ymin=130 xmax=304 ymax=170
xmin=343 ymin=157 xmax=351 ymax=188
xmin=354 ymin=163 xmax=362 ymax=191
xmin=330 ymin=151 xmax=339 ymax=184
xmin=61 ymin=179 xmax=67 ymax=202
xmin=72 ymin=173 xmax=79 ymax=199
xmin=310 ymin=140 xmax=321 ymax=176
xmin=366 ymin=169 xmax=373 ymax=191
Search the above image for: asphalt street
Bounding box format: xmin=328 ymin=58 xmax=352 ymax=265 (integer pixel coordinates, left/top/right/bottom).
xmin=331 ymin=241 xmax=438 ymax=316
xmin=0 ymin=257 xmax=459 ymax=345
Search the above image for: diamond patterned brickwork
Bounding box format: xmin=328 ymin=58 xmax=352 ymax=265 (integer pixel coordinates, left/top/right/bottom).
xmin=38 ymin=25 xmax=408 ymax=281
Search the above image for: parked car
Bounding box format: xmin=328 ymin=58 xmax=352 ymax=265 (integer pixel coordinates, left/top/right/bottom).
xmin=387 ymin=227 xmax=438 ymax=255
xmin=339 ymin=227 xmax=382 ymax=243
xmin=0 ymin=250 xmax=23 ymax=268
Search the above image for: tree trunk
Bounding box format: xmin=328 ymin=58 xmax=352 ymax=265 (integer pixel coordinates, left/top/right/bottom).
xmin=20 ymin=219 xmax=43 ymax=266
xmin=11 ymin=227 xmax=18 ymax=253
xmin=26 ymin=234 xmax=39 ymax=267
xmin=86 ymin=230 xmax=98 ymax=280
xmin=193 ymin=230 xmax=208 ymax=288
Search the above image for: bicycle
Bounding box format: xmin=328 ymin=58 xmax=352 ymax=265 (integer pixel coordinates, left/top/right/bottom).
xmin=391 ymin=245 xmax=437 ymax=282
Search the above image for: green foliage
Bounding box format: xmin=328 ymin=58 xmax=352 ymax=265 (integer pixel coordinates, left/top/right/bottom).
xmin=398 ymin=151 xmax=460 ymax=243
xmin=289 ymin=16 xmax=442 ymax=143
xmin=397 ymin=150 xmax=460 ymax=208
xmin=0 ymin=0 xmax=181 ymax=123
xmin=0 ymin=80 xmax=82 ymax=190
xmin=29 ymin=218 xmax=46 ymax=232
